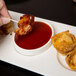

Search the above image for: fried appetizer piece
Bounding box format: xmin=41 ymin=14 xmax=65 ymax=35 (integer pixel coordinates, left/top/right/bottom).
xmin=51 ymin=30 xmax=76 ymax=55
xmin=14 ymin=15 xmax=34 ymax=36
xmin=0 ymin=21 xmax=14 ymax=35
xmin=65 ymin=48 xmax=76 ymax=70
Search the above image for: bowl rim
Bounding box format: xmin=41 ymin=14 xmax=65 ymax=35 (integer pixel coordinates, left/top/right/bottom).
xmin=13 ymin=21 xmax=54 ymax=52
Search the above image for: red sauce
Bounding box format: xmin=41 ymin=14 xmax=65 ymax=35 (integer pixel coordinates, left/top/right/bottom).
xmin=15 ymin=22 xmax=52 ymax=49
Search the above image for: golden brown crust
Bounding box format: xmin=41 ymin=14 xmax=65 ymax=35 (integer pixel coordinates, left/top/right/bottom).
xmin=65 ymin=48 xmax=76 ymax=70
xmin=51 ymin=30 xmax=76 ymax=55
xmin=0 ymin=21 xmax=14 ymax=35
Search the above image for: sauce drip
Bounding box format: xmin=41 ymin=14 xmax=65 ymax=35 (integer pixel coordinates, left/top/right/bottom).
xmin=15 ymin=22 xmax=52 ymax=49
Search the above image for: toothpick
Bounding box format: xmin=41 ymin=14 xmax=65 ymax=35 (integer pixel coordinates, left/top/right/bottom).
xmin=10 ymin=18 xmax=18 ymax=23
xmin=3 ymin=17 xmax=18 ymax=23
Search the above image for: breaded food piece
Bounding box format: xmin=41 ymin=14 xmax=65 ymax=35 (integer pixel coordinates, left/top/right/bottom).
xmin=14 ymin=15 xmax=34 ymax=36
xmin=51 ymin=30 xmax=76 ymax=55
xmin=65 ymin=48 xmax=76 ymax=70
xmin=0 ymin=21 xmax=14 ymax=35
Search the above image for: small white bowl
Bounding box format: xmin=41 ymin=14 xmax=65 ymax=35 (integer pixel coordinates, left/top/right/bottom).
xmin=13 ymin=21 xmax=54 ymax=56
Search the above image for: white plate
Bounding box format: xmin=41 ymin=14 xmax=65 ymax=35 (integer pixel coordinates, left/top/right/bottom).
xmin=0 ymin=10 xmax=76 ymax=76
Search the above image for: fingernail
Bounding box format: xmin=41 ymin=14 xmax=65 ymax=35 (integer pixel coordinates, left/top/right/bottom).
xmin=0 ymin=2 xmax=3 ymax=9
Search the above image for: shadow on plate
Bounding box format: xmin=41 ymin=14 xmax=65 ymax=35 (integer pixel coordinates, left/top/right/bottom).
xmin=0 ymin=35 xmax=7 ymax=46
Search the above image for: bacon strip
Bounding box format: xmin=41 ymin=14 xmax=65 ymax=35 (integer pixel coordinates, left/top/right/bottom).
xmin=15 ymin=15 xmax=34 ymax=36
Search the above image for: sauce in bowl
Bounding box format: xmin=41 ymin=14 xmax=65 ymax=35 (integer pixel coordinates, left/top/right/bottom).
xmin=15 ymin=21 xmax=52 ymax=49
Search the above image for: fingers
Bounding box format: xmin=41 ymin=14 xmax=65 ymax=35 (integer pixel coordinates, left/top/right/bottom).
xmin=0 ymin=16 xmax=10 ymax=26
xmin=0 ymin=0 xmax=10 ymax=18
xmin=0 ymin=0 xmax=3 ymax=9
xmin=0 ymin=0 xmax=10 ymax=26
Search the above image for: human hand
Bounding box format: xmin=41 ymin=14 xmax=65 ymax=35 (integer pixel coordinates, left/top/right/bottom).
xmin=73 ymin=0 xmax=76 ymax=3
xmin=0 ymin=0 xmax=10 ymax=27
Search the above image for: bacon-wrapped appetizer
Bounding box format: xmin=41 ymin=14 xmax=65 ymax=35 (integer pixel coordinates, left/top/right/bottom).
xmin=14 ymin=15 xmax=34 ymax=36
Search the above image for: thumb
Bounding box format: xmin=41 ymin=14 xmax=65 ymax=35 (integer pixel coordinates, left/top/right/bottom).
xmin=0 ymin=16 xmax=10 ymax=27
